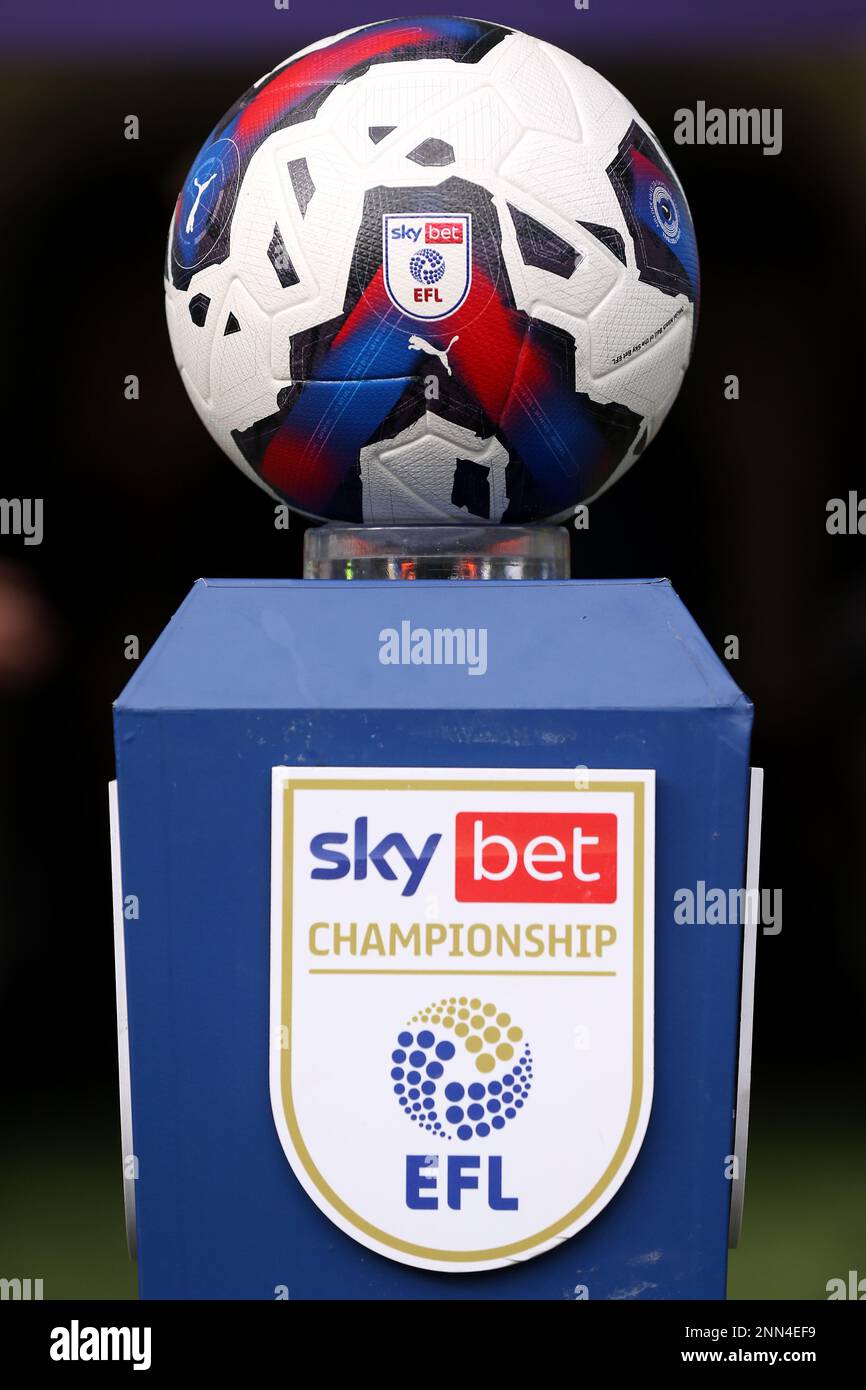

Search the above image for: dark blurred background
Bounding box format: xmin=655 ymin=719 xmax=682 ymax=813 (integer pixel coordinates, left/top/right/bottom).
xmin=0 ymin=0 xmax=864 ymax=1299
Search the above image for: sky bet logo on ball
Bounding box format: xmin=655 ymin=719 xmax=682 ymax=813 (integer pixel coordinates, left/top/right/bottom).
xmin=383 ymin=214 xmax=472 ymax=319
xmin=270 ymin=766 xmax=655 ymax=1272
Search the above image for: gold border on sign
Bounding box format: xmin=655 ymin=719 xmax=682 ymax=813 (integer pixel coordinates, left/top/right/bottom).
xmin=279 ymin=777 xmax=647 ymax=1264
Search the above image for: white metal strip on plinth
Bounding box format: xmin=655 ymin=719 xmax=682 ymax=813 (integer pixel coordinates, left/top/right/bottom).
xmin=109 ymin=780 xmax=137 ymax=1262
xmin=728 ymin=766 xmax=764 ymax=1249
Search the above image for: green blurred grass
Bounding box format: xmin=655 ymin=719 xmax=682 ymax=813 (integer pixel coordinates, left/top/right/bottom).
xmin=0 ymin=1107 xmax=137 ymax=1300
xmin=728 ymin=1096 xmax=866 ymax=1300
xmin=0 ymin=1093 xmax=862 ymax=1300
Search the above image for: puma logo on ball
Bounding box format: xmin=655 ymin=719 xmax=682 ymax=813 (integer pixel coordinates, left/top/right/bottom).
xmin=408 ymin=333 xmax=459 ymax=376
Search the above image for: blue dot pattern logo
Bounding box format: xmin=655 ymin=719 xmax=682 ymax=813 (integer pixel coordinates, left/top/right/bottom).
xmin=409 ymin=247 xmax=446 ymax=284
xmin=390 ymin=996 xmax=533 ymax=1141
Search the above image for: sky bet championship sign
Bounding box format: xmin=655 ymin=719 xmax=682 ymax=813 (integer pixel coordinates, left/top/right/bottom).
xmin=270 ymin=766 xmax=655 ymax=1273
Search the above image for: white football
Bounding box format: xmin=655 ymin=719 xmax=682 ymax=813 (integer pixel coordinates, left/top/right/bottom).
xmin=165 ymin=16 xmax=699 ymax=524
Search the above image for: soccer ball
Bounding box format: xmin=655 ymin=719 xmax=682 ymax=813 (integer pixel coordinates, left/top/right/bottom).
xmin=165 ymin=16 xmax=699 ymax=525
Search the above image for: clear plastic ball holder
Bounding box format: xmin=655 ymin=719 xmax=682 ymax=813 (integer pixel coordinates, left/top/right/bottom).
xmin=303 ymin=524 xmax=570 ymax=581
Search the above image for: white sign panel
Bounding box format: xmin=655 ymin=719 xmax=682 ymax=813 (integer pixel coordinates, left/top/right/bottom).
xmin=270 ymin=767 xmax=654 ymax=1273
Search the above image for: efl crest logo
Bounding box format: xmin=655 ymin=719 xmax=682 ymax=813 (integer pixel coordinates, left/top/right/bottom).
xmin=382 ymin=215 xmax=472 ymax=320
xmin=270 ymin=766 xmax=655 ymax=1273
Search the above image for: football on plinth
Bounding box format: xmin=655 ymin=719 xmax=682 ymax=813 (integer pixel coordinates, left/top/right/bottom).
xmin=165 ymin=16 xmax=699 ymax=525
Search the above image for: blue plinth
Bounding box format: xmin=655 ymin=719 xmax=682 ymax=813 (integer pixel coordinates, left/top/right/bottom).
xmin=113 ymin=578 xmax=752 ymax=1299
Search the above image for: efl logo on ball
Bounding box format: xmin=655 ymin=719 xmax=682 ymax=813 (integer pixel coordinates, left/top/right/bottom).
xmin=383 ymin=214 xmax=472 ymax=319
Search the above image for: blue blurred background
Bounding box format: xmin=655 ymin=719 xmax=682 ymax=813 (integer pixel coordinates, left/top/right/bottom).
xmin=0 ymin=0 xmax=864 ymax=1300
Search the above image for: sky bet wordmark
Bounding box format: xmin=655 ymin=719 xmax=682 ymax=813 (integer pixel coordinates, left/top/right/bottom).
xmin=309 ymin=811 xmax=617 ymax=900
xmin=310 ymin=817 xmax=441 ymax=897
